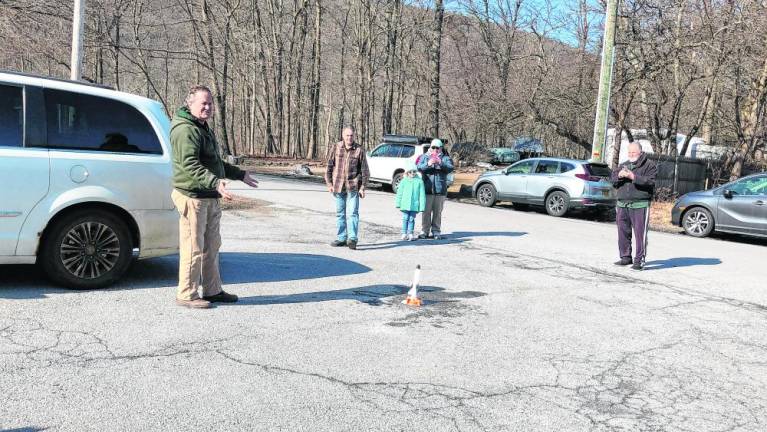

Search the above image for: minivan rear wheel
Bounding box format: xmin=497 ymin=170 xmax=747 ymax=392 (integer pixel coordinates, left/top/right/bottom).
xmin=545 ymin=191 xmax=570 ymax=217
xmin=40 ymin=210 xmax=133 ymax=289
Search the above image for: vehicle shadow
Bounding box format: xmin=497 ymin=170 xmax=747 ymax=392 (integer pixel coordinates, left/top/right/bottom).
xmin=707 ymin=232 xmax=767 ymax=247
xmin=0 ymin=265 xmax=61 ymax=299
xmin=233 ymin=284 xmax=444 ymax=306
xmin=643 ymin=257 xmax=722 ymax=270
xmin=358 ymin=231 xmax=527 ymax=251
xmin=484 ymin=201 xmax=616 ymax=222
xmin=0 ymin=253 xmax=371 ymax=298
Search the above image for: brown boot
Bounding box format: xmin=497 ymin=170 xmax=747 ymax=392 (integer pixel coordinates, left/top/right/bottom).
xmin=203 ymin=291 xmax=239 ymax=303
xmin=176 ymin=298 xmax=212 ymax=309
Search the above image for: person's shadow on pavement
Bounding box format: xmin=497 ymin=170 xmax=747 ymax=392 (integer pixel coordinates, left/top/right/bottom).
xmin=124 ymin=252 xmax=372 ymax=287
xmin=234 ymin=284 xmax=446 ymax=306
xmin=358 ymin=231 xmax=526 ymax=251
xmin=0 ymin=253 xmax=373 ymax=298
xmin=643 ymin=257 xmax=722 ymax=270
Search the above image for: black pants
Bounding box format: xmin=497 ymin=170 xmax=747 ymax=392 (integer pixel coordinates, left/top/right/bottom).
xmin=616 ymin=206 xmax=649 ymax=264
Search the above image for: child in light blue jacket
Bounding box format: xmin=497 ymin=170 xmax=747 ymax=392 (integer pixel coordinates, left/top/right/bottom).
xmin=395 ymin=162 xmax=426 ymax=241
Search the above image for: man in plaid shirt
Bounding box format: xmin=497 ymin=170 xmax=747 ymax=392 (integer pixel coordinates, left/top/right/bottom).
xmin=325 ymin=126 xmax=370 ymax=250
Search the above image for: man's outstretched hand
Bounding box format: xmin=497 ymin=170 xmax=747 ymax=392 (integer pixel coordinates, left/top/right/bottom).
xmin=243 ymin=172 xmax=259 ymax=188
xmin=217 ymin=180 xmax=233 ymax=200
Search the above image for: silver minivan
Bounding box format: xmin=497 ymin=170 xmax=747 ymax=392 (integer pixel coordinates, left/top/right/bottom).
xmin=671 ymin=173 xmax=767 ymax=238
xmin=0 ymin=71 xmax=178 ymax=289
xmin=472 ymin=157 xmax=616 ymax=216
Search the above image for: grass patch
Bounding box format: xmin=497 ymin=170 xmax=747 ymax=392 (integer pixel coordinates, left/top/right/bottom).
xmin=650 ymin=201 xmax=679 ymax=233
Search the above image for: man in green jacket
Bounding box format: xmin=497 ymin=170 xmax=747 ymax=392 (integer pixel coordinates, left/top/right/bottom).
xmin=170 ymin=85 xmax=259 ymax=309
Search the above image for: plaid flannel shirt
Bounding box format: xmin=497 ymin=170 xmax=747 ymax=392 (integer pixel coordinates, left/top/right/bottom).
xmin=325 ymin=141 xmax=370 ymax=193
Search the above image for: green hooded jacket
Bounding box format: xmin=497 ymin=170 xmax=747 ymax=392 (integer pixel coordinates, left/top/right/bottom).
xmin=170 ymin=106 xmax=245 ymax=198
xmin=395 ymin=175 xmax=426 ymax=212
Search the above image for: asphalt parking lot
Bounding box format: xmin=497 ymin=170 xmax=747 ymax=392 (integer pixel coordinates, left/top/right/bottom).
xmin=2 ymin=176 xmax=766 ymax=431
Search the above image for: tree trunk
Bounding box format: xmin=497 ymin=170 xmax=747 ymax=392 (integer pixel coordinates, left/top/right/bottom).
xmin=730 ymin=45 xmax=767 ymax=179
xmin=308 ymin=0 xmax=322 ymax=159
xmin=429 ymin=0 xmax=444 ymax=137
xmin=202 ymin=0 xmax=231 ymax=156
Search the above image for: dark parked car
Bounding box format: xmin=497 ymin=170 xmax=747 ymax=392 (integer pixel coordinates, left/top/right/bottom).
xmin=671 ymin=173 xmax=767 ymax=238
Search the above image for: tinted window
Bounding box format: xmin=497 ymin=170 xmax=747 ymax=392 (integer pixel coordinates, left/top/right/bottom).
xmin=400 ymin=145 xmax=415 ymax=158
xmin=44 ymin=89 xmax=162 ymax=154
xmin=729 ymin=175 xmax=767 ymax=196
xmin=371 ymin=144 xmax=392 ymax=157
xmin=585 ymin=163 xmax=611 ymax=177
xmin=535 ymin=160 xmax=559 ymax=174
xmin=507 ymin=160 xmax=535 ymax=174
xmin=559 ymin=162 xmax=576 ymax=173
xmin=387 ymin=144 xmax=403 ymax=157
xmin=0 ymin=85 xmax=23 ymax=148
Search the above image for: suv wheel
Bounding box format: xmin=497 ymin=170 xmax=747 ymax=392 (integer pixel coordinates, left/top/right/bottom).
xmin=545 ymin=191 xmax=570 ymax=217
xmin=392 ymin=172 xmax=404 ymax=194
xmin=40 ymin=210 xmax=134 ymax=289
xmin=682 ymin=207 xmax=714 ymax=237
xmin=477 ymin=184 xmax=497 ymax=207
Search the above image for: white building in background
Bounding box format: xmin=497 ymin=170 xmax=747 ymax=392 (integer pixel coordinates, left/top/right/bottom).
xmin=604 ymin=128 xmax=727 ymax=166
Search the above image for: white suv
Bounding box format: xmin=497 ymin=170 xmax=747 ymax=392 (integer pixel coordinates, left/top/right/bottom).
xmin=367 ymin=134 xmax=453 ymax=193
xmin=0 ymin=71 xmax=178 ymax=289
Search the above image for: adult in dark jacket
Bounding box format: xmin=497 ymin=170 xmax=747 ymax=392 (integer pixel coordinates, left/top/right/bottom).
xmin=610 ymin=142 xmax=657 ymax=270
xmin=170 ymin=85 xmax=259 ymax=309
xmin=417 ymin=139 xmax=454 ymax=240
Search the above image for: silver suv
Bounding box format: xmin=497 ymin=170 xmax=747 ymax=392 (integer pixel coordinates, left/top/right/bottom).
xmin=0 ymin=71 xmax=178 ymax=289
xmin=472 ymin=157 xmax=616 ymax=216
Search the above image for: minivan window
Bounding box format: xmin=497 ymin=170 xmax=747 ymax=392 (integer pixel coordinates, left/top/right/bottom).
xmin=0 ymin=85 xmax=23 ymax=148
xmin=729 ymin=175 xmax=767 ymax=196
xmin=44 ymin=89 xmax=162 ymax=154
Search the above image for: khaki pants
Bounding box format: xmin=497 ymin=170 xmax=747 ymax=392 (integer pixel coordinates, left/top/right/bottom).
xmin=171 ymin=189 xmax=223 ymax=301
xmin=421 ymin=194 xmax=446 ymax=236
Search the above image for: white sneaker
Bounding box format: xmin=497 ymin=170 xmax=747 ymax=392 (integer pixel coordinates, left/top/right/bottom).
xmin=407 ymin=234 xmax=415 ymax=241
xmin=401 ymin=234 xmax=408 ymax=241
xmin=433 ymin=233 xmax=442 ymax=240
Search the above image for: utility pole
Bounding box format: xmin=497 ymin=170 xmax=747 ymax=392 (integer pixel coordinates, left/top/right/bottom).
xmin=70 ymin=0 xmax=85 ymax=81
xmin=590 ymin=0 xmax=619 ymax=162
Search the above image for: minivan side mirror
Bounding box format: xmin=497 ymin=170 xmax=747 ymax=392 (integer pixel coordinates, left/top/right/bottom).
xmin=723 ymin=189 xmax=734 ymax=199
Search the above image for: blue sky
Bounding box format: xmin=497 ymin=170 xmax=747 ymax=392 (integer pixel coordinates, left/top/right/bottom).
xmin=443 ymin=0 xmax=605 ymax=48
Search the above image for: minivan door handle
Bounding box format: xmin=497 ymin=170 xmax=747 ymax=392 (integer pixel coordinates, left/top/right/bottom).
xmin=755 ymin=200 xmax=765 ymax=206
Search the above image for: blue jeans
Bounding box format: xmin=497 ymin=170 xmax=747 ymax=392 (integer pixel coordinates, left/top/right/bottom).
xmin=401 ymin=210 xmax=417 ymax=235
xmin=334 ymin=191 xmax=360 ymax=241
